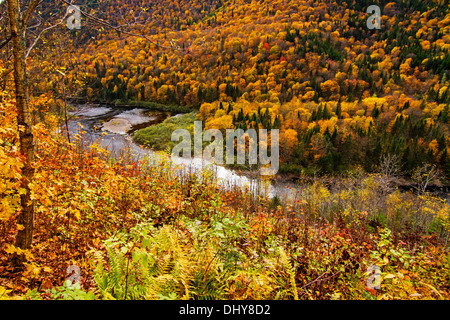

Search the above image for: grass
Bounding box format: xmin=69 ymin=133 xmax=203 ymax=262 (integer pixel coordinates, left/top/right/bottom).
xmin=132 ymin=112 xmax=198 ymax=151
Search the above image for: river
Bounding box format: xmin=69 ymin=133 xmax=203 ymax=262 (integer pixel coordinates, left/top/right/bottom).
xmin=67 ymin=103 xmax=300 ymax=200
xmin=67 ymin=103 xmax=449 ymax=203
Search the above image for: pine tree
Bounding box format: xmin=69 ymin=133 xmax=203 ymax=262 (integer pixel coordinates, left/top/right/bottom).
xmin=323 ymin=104 xmax=331 ymax=120
xmin=371 ymin=105 xmax=380 ymax=118
xmin=336 ymin=100 xmax=342 ymax=118
xmin=438 ymin=104 xmax=449 ymax=123
xmin=440 ymin=147 xmax=450 ymax=176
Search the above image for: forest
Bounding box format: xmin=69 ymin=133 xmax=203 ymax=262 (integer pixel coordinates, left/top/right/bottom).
xmin=27 ymin=0 xmax=449 ymax=177
xmin=0 ymin=0 xmax=449 ymax=301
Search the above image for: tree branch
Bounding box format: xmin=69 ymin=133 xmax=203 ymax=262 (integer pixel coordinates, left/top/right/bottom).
xmin=60 ymin=0 xmax=187 ymax=52
xmin=0 ymin=33 xmax=11 ymax=49
xmin=26 ymin=13 xmax=42 ymax=31
xmin=25 ymin=10 xmax=70 ymax=59
xmin=22 ymin=0 xmax=44 ymax=26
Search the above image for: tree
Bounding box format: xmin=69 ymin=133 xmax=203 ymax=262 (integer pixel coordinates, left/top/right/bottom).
xmin=280 ymin=129 xmax=298 ymax=162
xmin=377 ymin=153 xmax=402 ymax=194
xmin=4 ymin=0 xmax=90 ymax=257
xmin=2 ymin=0 xmax=190 ymax=259
xmin=320 ymin=79 xmax=340 ymax=99
xmin=6 ymin=0 xmax=41 ymax=254
xmin=412 ymin=164 xmax=441 ymax=195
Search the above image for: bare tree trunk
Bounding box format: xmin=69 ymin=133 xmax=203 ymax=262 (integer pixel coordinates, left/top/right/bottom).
xmin=62 ymin=76 xmax=71 ymax=144
xmin=7 ymin=0 xmax=35 ymax=252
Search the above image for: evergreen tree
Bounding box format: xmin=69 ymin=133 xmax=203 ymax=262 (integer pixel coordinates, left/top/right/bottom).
xmin=336 ymin=100 xmax=342 ymax=118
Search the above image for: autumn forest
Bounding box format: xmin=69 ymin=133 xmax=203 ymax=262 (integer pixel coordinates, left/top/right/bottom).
xmin=0 ymin=0 xmax=449 ymax=302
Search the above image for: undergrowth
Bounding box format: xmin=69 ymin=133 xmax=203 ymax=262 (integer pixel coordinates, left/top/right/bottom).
xmin=0 ymin=107 xmax=449 ymax=300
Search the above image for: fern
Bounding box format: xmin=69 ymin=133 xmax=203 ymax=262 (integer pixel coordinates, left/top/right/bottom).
xmin=278 ymin=247 xmax=299 ymax=300
xmin=91 ymin=222 xmax=226 ymax=300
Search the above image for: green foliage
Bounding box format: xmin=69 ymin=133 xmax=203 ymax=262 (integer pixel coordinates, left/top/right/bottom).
xmin=49 ymin=281 xmax=96 ymax=300
xmin=269 ymin=195 xmax=282 ymax=209
xmin=364 ymin=228 xmax=450 ymax=299
xmin=91 ymin=221 xmax=227 ymax=300
xmin=113 ymin=99 xmax=192 ymax=113
xmin=133 ymin=112 xmax=198 ymax=150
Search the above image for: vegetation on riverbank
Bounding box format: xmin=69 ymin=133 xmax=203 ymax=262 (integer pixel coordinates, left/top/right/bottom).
xmin=133 ymin=112 xmax=198 ymax=150
xmin=111 ymin=99 xmax=192 ymax=114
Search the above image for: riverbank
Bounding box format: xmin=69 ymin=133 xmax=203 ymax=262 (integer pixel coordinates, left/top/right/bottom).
xmin=220 ymin=166 xmax=450 ymax=200
xmin=67 ymin=97 xmax=193 ymax=114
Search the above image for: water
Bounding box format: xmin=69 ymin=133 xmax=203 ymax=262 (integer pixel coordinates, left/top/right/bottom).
xmin=67 ymin=104 xmax=287 ymax=198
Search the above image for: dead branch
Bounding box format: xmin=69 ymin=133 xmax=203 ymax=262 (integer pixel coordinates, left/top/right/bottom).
xmin=60 ymin=0 xmax=188 ymax=52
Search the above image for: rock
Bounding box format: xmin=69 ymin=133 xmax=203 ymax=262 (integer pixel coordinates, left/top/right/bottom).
xmin=101 ymin=118 xmax=132 ymax=134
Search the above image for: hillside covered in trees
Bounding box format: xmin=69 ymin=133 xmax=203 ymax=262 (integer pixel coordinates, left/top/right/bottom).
xmin=27 ymin=0 xmax=450 ymax=177
xmin=0 ymin=0 xmax=449 ymax=302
